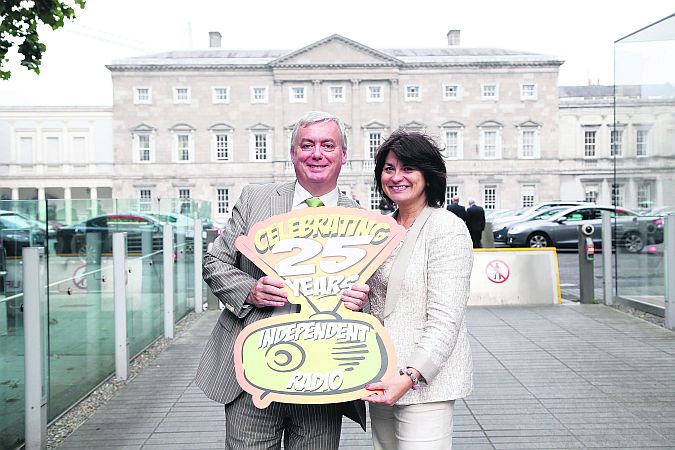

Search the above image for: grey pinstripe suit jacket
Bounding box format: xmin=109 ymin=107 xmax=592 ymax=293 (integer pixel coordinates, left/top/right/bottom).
xmin=195 ymin=181 xmax=367 ymax=430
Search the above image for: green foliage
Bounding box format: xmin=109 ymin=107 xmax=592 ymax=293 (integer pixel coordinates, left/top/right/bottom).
xmin=0 ymin=0 xmax=86 ymax=80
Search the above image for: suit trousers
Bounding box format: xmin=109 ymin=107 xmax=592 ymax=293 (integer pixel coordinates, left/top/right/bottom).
xmin=224 ymin=392 xmax=343 ymax=450
xmin=369 ymin=400 xmax=455 ymax=450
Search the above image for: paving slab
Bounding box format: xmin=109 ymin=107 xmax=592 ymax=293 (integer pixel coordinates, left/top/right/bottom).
xmin=56 ymin=305 xmax=675 ymax=449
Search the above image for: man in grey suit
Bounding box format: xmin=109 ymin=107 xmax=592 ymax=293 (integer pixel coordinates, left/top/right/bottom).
xmin=195 ymin=111 xmax=368 ymax=449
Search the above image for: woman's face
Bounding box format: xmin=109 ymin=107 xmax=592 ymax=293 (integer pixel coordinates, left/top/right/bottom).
xmin=381 ymin=152 xmax=427 ymax=208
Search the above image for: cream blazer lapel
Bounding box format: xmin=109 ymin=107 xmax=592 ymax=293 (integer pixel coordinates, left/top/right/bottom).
xmin=383 ymin=206 xmax=434 ymax=319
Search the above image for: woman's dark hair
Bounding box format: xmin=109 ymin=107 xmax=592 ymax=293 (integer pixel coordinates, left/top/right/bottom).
xmin=374 ymin=130 xmax=447 ymax=207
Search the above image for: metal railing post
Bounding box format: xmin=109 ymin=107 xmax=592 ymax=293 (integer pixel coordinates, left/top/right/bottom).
xmin=163 ymin=224 xmax=174 ymax=339
xmin=113 ymin=232 xmax=129 ymax=380
xmin=23 ymin=247 xmax=46 ymax=450
xmin=665 ymin=215 xmax=675 ymax=330
xmin=602 ymin=211 xmax=613 ymax=306
xmin=194 ymin=219 xmax=203 ymax=313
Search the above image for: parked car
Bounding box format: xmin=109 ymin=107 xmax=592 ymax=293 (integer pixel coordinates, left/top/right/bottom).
xmin=0 ymin=210 xmax=46 ymax=257
xmin=506 ymin=205 xmax=663 ymax=253
xmin=492 ymin=206 xmax=571 ymax=244
xmin=54 ymin=213 xmax=164 ymax=256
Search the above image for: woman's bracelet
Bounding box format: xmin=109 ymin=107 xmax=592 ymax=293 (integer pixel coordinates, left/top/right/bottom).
xmin=399 ymin=368 xmax=420 ymax=391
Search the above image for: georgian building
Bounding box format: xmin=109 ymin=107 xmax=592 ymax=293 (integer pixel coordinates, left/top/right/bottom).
xmin=107 ymin=32 xmax=564 ymax=219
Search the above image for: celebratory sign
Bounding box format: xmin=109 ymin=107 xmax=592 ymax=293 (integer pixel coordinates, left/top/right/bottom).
xmin=234 ymin=206 xmax=405 ymax=408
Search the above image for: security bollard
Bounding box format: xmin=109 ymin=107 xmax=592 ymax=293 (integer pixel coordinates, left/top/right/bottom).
xmin=578 ymin=224 xmax=595 ymax=304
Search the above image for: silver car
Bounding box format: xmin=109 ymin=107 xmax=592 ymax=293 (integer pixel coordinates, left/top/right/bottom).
xmin=506 ymin=205 xmax=663 ymax=253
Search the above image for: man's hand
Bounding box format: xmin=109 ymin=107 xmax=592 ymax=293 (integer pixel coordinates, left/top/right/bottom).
xmin=245 ymin=276 xmax=288 ymax=308
xmin=341 ymin=283 xmax=369 ymax=311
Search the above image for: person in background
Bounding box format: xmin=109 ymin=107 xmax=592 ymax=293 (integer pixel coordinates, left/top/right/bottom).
xmin=446 ymin=194 xmax=466 ymax=222
xmin=379 ymin=196 xmax=394 ymax=215
xmin=363 ymin=130 xmax=474 ymax=449
xmin=195 ymin=111 xmax=368 ymax=449
xmin=466 ymin=199 xmax=486 ymax=248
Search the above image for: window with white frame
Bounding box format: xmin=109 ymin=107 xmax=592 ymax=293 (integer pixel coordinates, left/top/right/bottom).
xmin=367 ymin=131 xmax=383 ymax=159
xmin=443 ymin=84 xmax=459 ymax=100
xmin=483 ymin=185 xmax=497 ymax=210
xmin=445 ymin=185 xmax=459 ymax=206
xmin=251 ymin=86 xmax=268 ymax=103
xmin=520 ymin=84 xmax=537 ymax=100
xmin=369 ymin=187 xmax=382 ymax=211
xmin=71 ymin=136 xmax=88 ymax=163
xmin=174 ymin=87 xmax=191 ymax=104
xmin=481 ymin=84 xmax=498 ymax=99
xmin=479 ymin=127 xmax=502 ymax=159
xmin=139 ymin=189 xmax=152 ymax=212
xmin=18 ymin=136 xmax=34 ymax=164
xmin=175 ymin=134 xmax=192 ymax=161
xmin=611 ymin=183 xmax=624 ymax=206
xmin=367 ymin=85 xmax=383 ymax=102
xmin=584 ymin=129 xmax=597 ymax=157
xmin=289 ymin=86 xmax=306 ymax=103
xmin=636 ymin=129 xmax=649 ymax=157
xmin=518 ymin=127 xmax=540 ymax=159
xmin=216 ymin=188 xmax=230 ymax=214
xmin=248 ymin=124 xmax=272 ymax=161
xmin=637 ymin=182 xmax=652 ymax=209
xmin=214 ymin=133 xmax=230 ymax=161
xmin=328 ymin=85 xmax=344 ymax=102
xmin=610 ymin=129 xmax=623 ymax=156
xmin=254 ymin=134 xmax=268 ymax=160
xmin=212 ymin=87 xmax=229 ymax=104
xmin=44 ymin=136 xmax=60 ymax=164
xmin=136 ymin=134 xmax=151 ymax=162
xmin=443 ymin=129 xmax=463 ymax=159
xmin=405 ymin=85 xmax=421 ymax=101
xmin=134 ymin=87 xmax=152 ymax=104
xmin=179 ymin=188 xmax=190 ymax=200
xmin=584 ymin=184 xmax=599 ymax=204
xmin=521 ymin=185 xmax=536 ymax=207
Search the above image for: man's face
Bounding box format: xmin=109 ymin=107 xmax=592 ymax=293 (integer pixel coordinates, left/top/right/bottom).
xmin=290 ymin=120 xmax=347 ymax=196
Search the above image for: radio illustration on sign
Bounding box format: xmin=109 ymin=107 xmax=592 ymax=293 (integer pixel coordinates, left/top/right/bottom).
xmin=233 ymin=206 xmax=405 ymax=408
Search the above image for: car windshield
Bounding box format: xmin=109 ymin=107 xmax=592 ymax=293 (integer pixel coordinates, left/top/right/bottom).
xmin=0 ymin=214 xmax=34 ymax=229
xmin=531 ymin=207 xmax=567 ymax=220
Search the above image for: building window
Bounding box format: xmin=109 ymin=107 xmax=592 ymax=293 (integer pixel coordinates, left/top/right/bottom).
xmin=216 ymin=188 xmax=230 ymax=214
xmin=636 ymin=129 xmax=649 ymax=157
xmin=251 ymin=86 xmax=268 ymax=103
xmin=18 ymin=136 xmax=33 ymax=164
xmin=483 ymin=185 xmax=497 ymax=210
xmin=212 ymin=87 xmax=229 ymax=104
xmin=175 ymin=134 xmax=191 ymax=162
xmin=139 ymin=189 xmax=152 ymax=212
xmin=518 ymin=128 xmax=539 ymax=159
xmin=214 ymin=134 xmax=230 ymax=161
xmin=174 ymin=87 xmax=191 ymax=104
xmin=611 ymin=183 xmax=624 ymax=207
xmin=254 ymin=133 xmax=267 ymax=160
xmin=71 ymin=136 xmax=87 ymax=163
xmin=445 ymin=185 xmax=459 ymax=206
xmin=584 ymin=130 xmax=597 ymax=157
xmin=369 ymin=187 xmax=382 ymax=211
xmin=584 ymin=184 xmax=599 ymax=204
xmin=520 ymin=84 xmax=537 ymax=100
xmin=328 ymin=85 xmax=344 ymax=102
xmin=521 ymin=185 xmax=536 ymax=208
xmin=610 ymin=129 xmax=623 ymax=156
xmin=367 ymin=85 xmax=383 ymax=102
xmin=405 ymin=85 xmax=421 ymax=101
xmin=443 ymin=130 xmax=463 ymax=159
xmin=289 ymin=86 xmax=306 ymax=103
xmin=481 ymin=84 xmax=498 ymax=99
xmin=134 ymin=87 xmax=152 ymax=104
xmin=637 ymin=182 xmax=652 ymax=209
xmin=443 ymin=84 xmax=459 ymax=100
xmin=480 ymin=129 xmax=502 ymax=159
xmin=45 ymin=136 xmax=60 ymax=164
xmin=179 ymin=188 xmax=190 ymax=200
xmin=367 ymin=131 xmax=383 ymax=159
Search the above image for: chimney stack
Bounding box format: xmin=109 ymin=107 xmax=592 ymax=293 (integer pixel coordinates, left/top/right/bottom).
xmin=447 ymin=29 xmax=460 ymax=46
xmin=209 ymin=31 xmax=222 ymax=48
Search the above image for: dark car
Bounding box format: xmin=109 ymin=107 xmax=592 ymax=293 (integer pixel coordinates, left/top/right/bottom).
xmin=506 ymin=205 xmax=663 ymax=253
xmin=54 ymin=213 xmax=164 ymax=256
xmin=0 ymin=210 xmax=46 ymax=257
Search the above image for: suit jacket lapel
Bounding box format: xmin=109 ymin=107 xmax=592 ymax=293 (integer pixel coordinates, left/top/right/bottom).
xmin=337 ymin=191 xmax=351 ymax=207
xmin=383 ymin=206 xmax=434 ymax=319
xmin=272 ymin=182 xmax=295 ymax=215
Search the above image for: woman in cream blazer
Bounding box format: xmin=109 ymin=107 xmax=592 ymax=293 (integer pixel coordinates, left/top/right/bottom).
xmin=364 ymin=131 xmax=474 ymax=449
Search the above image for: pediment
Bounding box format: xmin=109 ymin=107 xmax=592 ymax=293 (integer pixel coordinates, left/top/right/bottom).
xmin=169 ymin=123 xmax=196 ymax=131
xmin=439 ymin=120 xmax=465 ymax=129
xmin=209 ymin=122 xmax=235 ymax=131
xmin=271 ymin=34 xmax=401 ymax=67
xmin=400 ymin=121 xmax=426 ymax=131
xmin=129 ymin=123 xmax=156 ymax=133
xmin=362 ymin=120 xmax=388 ymax=130
xmin=477 ymin=120 xmax=503 ymax=128
xmin=247 ymin=122 xmax=273 ymax=131
xmin=516 ymin=120 xmax=541 ymax=128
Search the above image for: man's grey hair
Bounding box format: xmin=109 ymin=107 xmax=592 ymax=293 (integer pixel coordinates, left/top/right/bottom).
xmin=452 ymin=195 xmax=460 ymax=204
xmin=289 ymin=111 xmax=348 ymax=152
xmin=468 ymin=198 xmax=476 ymax=206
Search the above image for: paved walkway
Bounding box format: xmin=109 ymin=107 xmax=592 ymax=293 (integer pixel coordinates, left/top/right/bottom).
xmin=57 ymin=305 xmax=675 ymax=449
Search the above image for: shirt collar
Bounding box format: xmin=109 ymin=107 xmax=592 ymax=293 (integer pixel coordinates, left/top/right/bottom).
xmin=292 ymin=182 xmax=340 ymax=209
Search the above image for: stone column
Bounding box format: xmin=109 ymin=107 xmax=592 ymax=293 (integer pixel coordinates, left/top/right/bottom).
xmin=64 ymin=187 xmax=72 ymax=224
xmin=90 ymin=186 xmax=98 ymax=216
xmin=389 ymin=78 xmax=400 ymax=131
xmin=350 ymin=79 xmax=362 ymax=160
xmin=37 ymin=187 xmax=46 ymax=221
xmin=313 ymin=80 xmax=322 ymax=111
xmin=11 ymin=188 xmax=18 ymax=200
xmin=273 ymin=80 xmax=284 ymax=162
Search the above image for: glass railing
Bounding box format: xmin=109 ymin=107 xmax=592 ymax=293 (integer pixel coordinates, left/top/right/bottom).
xmin=0 ymin=198 xmax=210 ymax=449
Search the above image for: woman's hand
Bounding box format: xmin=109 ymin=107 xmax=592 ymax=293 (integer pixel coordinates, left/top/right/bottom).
xmin=341 ymin=283 xmax=369 ymax=311
xmin=361 ymin=374 xmax=412 ymax=406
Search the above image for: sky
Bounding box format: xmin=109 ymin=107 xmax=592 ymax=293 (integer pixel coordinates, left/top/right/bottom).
xmin=0 ymin=0 xmax=673 ymax=106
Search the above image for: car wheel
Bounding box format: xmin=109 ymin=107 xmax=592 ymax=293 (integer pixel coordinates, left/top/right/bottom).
xmin=527 ymin=232 xmax=550 ymax=248
xmin=624 ymin=232 xmax=644 ymax=253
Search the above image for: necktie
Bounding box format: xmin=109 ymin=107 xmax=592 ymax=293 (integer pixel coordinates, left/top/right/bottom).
xmin=305 ymin=197 xmax=324 ymax=208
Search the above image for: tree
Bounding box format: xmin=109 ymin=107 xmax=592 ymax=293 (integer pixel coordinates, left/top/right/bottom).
xmin=0 ymin=0 xmax=86 ymax=80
